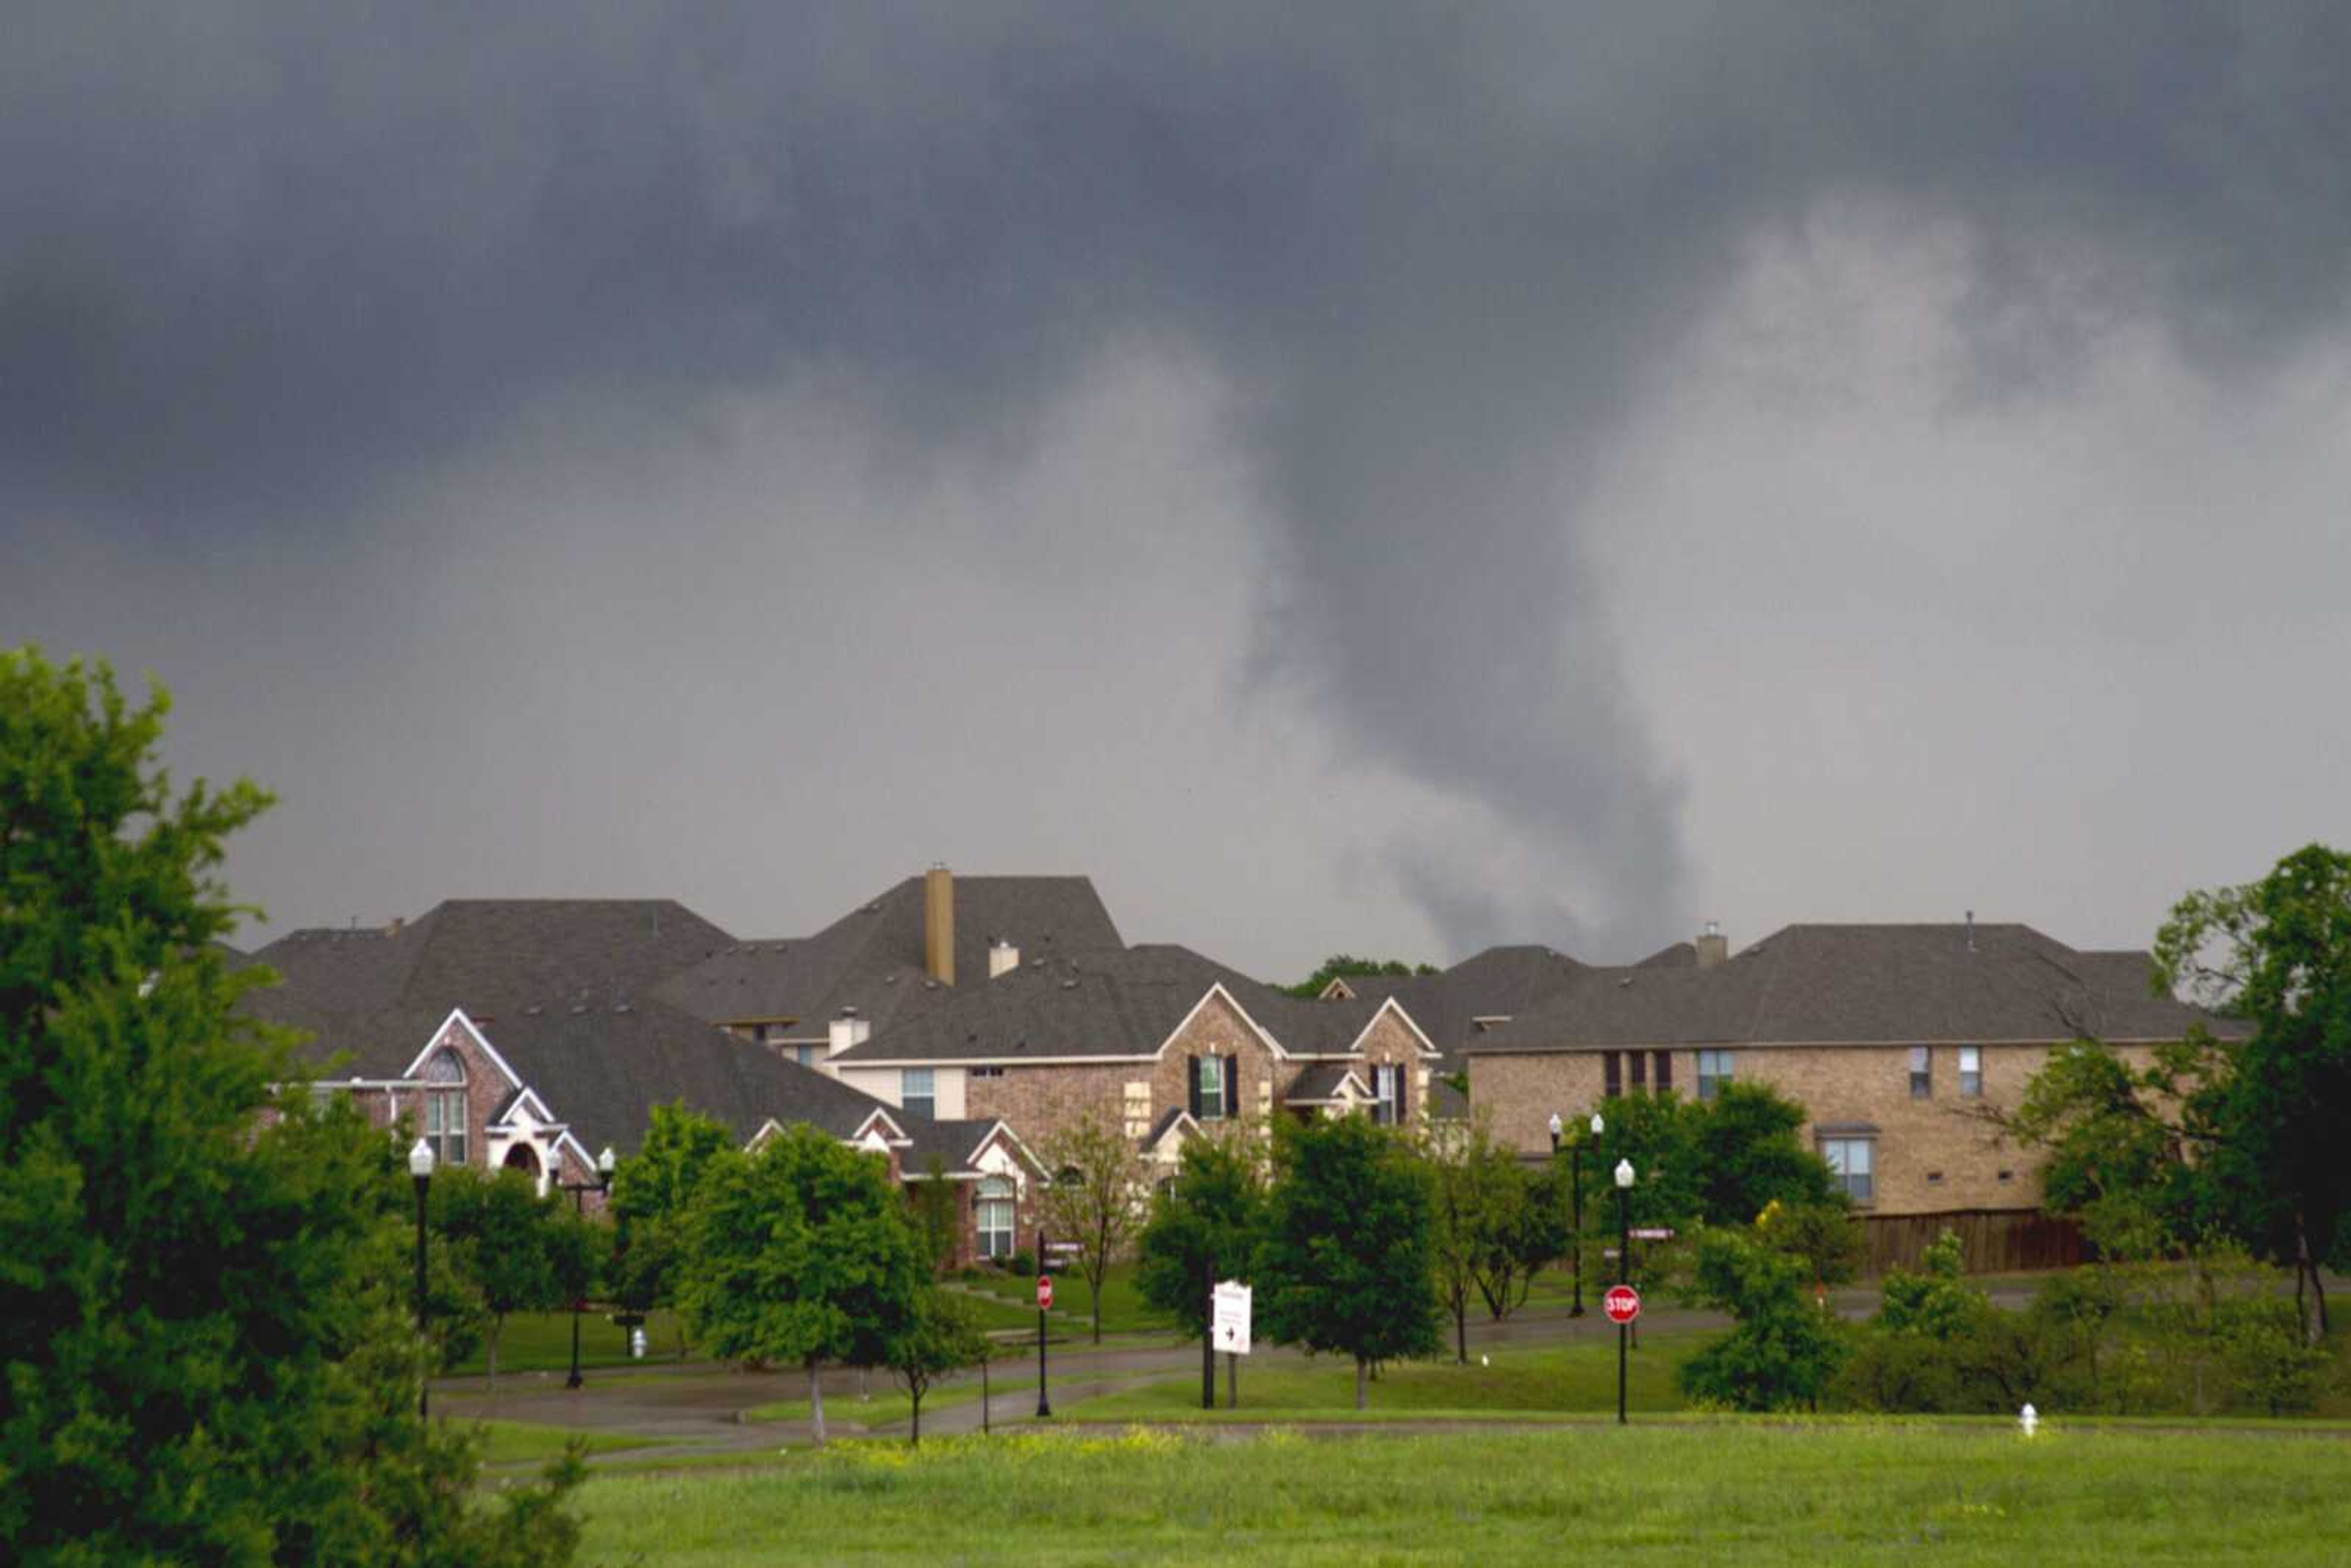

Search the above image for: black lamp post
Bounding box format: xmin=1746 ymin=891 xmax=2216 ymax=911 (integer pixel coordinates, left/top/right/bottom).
xmin=561 ymin=1145 xmax=617 ymax=1392
xmin=1614 ymin=1156 xmax=1634 ymax=1426
xmin=408 ymin=1137 xmax=434 ymax=1419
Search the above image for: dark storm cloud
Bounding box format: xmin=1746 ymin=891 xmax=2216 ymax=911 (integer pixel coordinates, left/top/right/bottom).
xmin=6 ymin=4 xmax=2349 ymax=951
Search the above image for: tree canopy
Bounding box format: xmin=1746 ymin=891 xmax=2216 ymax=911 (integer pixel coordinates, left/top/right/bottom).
xmin=1136 ymin=1128 xmax=1267 ymax=1406
xmin=677 ymin=1124 xmax=927 ymax=1444
xmin=1279 ymin=955 xmax=1439 ymax=999
xmin=0 ymin=647 xmax=578 ymax=1564
xmin=1255 ymin=1114 xmax=1440 ymax=1408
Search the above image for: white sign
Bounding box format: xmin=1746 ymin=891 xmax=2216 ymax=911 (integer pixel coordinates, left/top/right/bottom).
xmin=1212 ymin=1280 xmax=1253 ymax=1356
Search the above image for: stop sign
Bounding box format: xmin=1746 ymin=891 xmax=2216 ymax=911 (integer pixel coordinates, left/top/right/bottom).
xmin=1037 ymin=1275 xmax=1054 ymax=1311
xmin=1603 ymin=1284 xmax=1641 ymax=1324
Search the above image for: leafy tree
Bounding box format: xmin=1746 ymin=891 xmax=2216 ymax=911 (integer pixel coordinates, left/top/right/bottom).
xmin=608 ymin=1101 xmax=735 ymax=1356
xmin=677 ymin=1124 xmax=926 ymax=1446
xmin=1677 ymin=1226 xmax=1847 ymax=1411
xmin=1280 ymin=955 xmax=1439 ymax=999
xmin=1419 ymin=1119 xmax=1567 ymax=1361
xmin=1256 ymin=1114 xmax=1441 ymax=1409
xmin=2154 ymin=844 xmax=2351 ymax=1340
xmin=887 ymin=1288 xmax=991 ymax=1446
xmin=1479 ymin=1150 xmax=1573 ymax=1322
xmin=1690 ymin=1082 xmax=1839 ymax=1225
xmin=0 ymin=647 xmax=578 ymax=1563
xmin=433 ymin=1167 xmax=601 ymax=1392
xmin=907 ymin=1153 xmax=962 ymax=1270
xmin=1033 ymin=1112 xmax=1149 ymax=1344
xmin=2000 ymin=1039 xmax=2220 ymax=1261
xmin=1754 ymin=1197 xmax=1865 ymax=1305
xmin=1136 ymin=1128 xmax=1267 ymax=1405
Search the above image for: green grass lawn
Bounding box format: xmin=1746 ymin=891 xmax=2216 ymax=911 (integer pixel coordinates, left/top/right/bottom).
xmin=447 ymin=1308 xmax=691 ymax=1376
xmin=574 ymin=1423 xmax=2351 ymax=1564
xmin=741 ymin=1375 xmax=992 ymax=1431
xmin=1064 ymin=1334 xmax=1702 ymax=1422
xmin=950 ymin=1260 xmax=1179 ymax=1340
xmin=468 ymin=1419 xmax=670 ymax=1466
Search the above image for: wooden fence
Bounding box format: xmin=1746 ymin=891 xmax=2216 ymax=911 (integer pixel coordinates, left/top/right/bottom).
xmin=1861 ymin=1208 xmax=2086 ymax=1275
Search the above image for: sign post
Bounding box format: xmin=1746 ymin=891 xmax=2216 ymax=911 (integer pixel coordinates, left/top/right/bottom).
xmin=1035 ymin=1229 xmax=1052 ymax=1419
xmin=1212 ymin=1280 xmax=1252 ymax=1411
xmin=1612 ymin=1158 xmax=1637 ymax=1427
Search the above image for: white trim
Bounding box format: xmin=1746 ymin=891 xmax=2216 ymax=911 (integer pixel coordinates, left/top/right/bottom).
xmin=1458 ymin=1034 xmax=2202 ymax=1056
xmin=1140 ymin=1108 xmax=1204 ymax=1151
xmin=486 ymin=1085 xmax=561 ymax=1128
xmin=969 ymin=1119 xmax=1048 ymax=1176
xmin=832 ymin=1052 xmax=1162 ymax=1068
xmin=1343 ymin=997 xmax=1442 ymax=1059
xmin=1157 ymin=982 xmax=1291 ymax=1061
xmin=1284 ymin=1068 xmax=1373 ymax=1106
xmin=400 ymin=1008 xmax=527 ymax=1093
xmin=852 ymin=1106 xmax=912 ymax=1144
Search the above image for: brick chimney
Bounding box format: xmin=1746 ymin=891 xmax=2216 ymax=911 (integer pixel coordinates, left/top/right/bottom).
xmin=1695 ymin=921 xmax=1728 ymax=969
xmin=924 ymin=863 xmax=955 ymax=986
xmin=988 ymin=937 xmax=1020 ymax=979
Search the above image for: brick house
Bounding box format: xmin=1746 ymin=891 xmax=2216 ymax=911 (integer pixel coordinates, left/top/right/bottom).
xmin=239 ymin=898 xmax=1044 ymax=1262
xmin=1458 ymin=921 xmax=2247 ymax=1263
xmin=825 ymin=945 xmax=1445 ymax=1165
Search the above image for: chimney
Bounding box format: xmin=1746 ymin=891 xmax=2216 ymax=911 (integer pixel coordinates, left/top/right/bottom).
xmin=989 ymin=937 xmax=1020 ymax=979
xmin=924 ymin=863 xmax=955 ymax=986
xmin=384 ymin=915 xmax=405 ymax=936
xmin=1695 ymin=921 xmax=1728 ymax=969
xmin=1966 ymin=910 xmax=1976 ymax=952
xmin=827 ymin=1006 xmax=871 ymax=1059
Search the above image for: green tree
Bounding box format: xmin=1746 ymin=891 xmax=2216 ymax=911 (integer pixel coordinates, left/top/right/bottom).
xmin=0 ymin=648 xmax=577 ymax=1563
xmin=1280 ymin=955 xmax=1439 ymax=999
xmin=1677 ymin=1226 xmax=1847 ymax=1411
xmin=2154 ymin=844 xmax=2351 ymax=1340
xmin=1754 ymin=1197 xmax=1865 ymax=1305
xmin=2001 ymin=1038 xmax=2222 ymax=1259
xmin=433 ymin=1167 xmax=601 ymax=1392
xmin=906 ymin=1154 xmax=962 ymax=1270
xmin=886 ymin=1288 xmax=991 ymax=1446
xmin=1256 ymin=1114 xmax=1441 ymax=1409
xmin=1691 ymin=1082 xmax=1840 ymax=1226
xmin=608 ymin=1101 xmax=735 ymax=1356
xmin=1136 ymin=1128 xmax=1267 ymax=1405
xmin=677 ymin=1125 xmax=926 ymax=1446
xmin=1034 ymin=1112 xmax=1149 ymax=1345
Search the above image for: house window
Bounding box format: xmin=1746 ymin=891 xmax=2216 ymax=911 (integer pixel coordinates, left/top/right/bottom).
xmin=1908 ymin=1046 xmax=1933 ymax=1100
xmin=794 ymin=1044 xmax=820 ymax=1068
xmin=1959 ymin=1046 xmax=1983 ymax=1099
xmin=1821 ymin=1137 xmax=1874 ymax=1204
xmin=1370 ymin=1064 xmax=1400 ymax=1125
xmin=972 ymin=1065 xmax=1005 ymax=1079
xmin=975 ymin=1176 xmax=1017 ymax=1260
xmin=1695 ymin=1049 xmax=1734 ymax=1101
xmin=1652 ymin=1051 xmax=1673 ymax=1093
xmin=1197 ymin=1055 xmax=1225 ymax=1121
xmin=901 ymin=1068 xmax=936 ymax=1120
xmin=1630 ymin=1051 xmax=1648 ymax=1092
xmin=1603 ymin=1051 xmax=1622 ymax=1098
xmin=422 ymin=1049 xmax=467 ymax=1167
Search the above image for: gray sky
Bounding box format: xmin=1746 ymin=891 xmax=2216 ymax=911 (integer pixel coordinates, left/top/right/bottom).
xmin=6 ymin=4 xmax=2349 ymax=978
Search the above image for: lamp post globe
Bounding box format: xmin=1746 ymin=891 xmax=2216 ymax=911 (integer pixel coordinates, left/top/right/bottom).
xmin=1589 ymin=1111 xmax=1604 ymax=1138
xmin=408 ymin=1138 xmax=433 ymax=1419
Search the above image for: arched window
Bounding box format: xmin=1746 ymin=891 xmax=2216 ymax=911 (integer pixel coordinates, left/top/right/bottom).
xmin=422 ymin=1049 xmax=468 ymax=1166
xmin=975 ymin=1176 xmax=1017 ymax=1261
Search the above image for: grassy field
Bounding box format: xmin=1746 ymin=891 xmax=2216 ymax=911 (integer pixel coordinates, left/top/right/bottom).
xmin=741 ymin=1375 xmax=992 ymax=1431
xmin=448 ymin=1308 xmax=691 ymax=1376
xmin=1065 ymin=1334 xmax=1701 ymax=1422
xmin=951 ymin=1260 xmax=1179 ymax=1340
xmin=574 ymin=1423 xmax=2351 ymax=1564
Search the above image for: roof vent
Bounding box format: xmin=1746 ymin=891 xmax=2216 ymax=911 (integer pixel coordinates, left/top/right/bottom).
xmin=1966 ymin=910 xmax=1976 ymax=951
xmin=525 ymin=1005 xmax=542 ymax=1016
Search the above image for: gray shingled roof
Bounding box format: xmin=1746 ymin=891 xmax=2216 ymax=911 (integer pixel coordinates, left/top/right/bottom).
xmin=473 ymin=998 xmax=899 ymax=1157
xmin=655 ymin=874 xmax=1123 ymax=1037
xmin=828 ymin=942 xmax=1382 ymax=1063
xmin=896 ymin=1116 xmax=1038 ymax=1179
xmin=1284 ymin=1062 xmax=1369 ymax=1103
xmin=1463 ymin=924 xmax=2246 ymax=1052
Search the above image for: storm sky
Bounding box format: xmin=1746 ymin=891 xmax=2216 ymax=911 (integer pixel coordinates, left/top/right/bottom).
xmin=6 ymin=4 xmax=2349 ymax=977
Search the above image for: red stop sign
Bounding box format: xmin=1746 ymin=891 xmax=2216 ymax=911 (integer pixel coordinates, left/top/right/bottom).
xmin=1603 ymin=1285 xmax=1641 ymax=1324
xmin=1037 ymin=1275 xmax=1054 ymax=1310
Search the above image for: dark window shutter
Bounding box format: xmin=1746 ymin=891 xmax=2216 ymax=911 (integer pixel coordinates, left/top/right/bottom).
xmin=1655 ymin=1051 xmax=1673 ymax=1092
xmin=1224 ymin=1060 xmax=1240 ymax=1118
xmin=1188 ymin=1055 xmax=1202 ymax=1119
xmin=1630 ymin=1051 xmax=1647 ymax=1091
xmin=1603 ymin=1051 xmax=1621 ymax=1097
xmin=1396 ymin=1064 xmax=1409 ymax=1122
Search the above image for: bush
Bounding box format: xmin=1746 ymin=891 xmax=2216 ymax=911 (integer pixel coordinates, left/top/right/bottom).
xmin=1001 ymin=1249 xmax=1037 ymax=1277
xmin=1676 ymin=1227 xmax=1847 ymax=1412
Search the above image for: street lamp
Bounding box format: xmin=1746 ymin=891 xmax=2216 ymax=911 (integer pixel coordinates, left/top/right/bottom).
xmin=1578 ymin=1112 xmax=1603 ymax=1316
xmin=1614 ymin=1156 xmax=1634 ymax=1427
xmin=408 ymin=1138 xmax=434 ymax=1419
xmin=561 ymin=1146 xmax=617 ymax=1391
